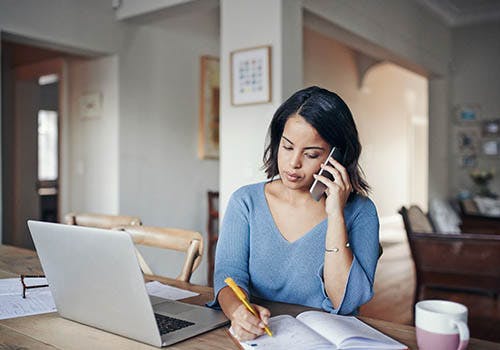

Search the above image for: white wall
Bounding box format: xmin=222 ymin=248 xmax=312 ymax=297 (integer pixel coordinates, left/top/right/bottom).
xmin=67 ymin=56 xmax=119 ymax=214
xmin=0 ymin=0 xmax=122 ymax=54
xmin=118 ymin=7 xmax=220 ymax=285
xmin=0 ymin=0 xmax=122 ymax=242
xmin=303 ymin=0 xmax=451 ymax=205
xmin=304 ymin=28 xmax=428 ymax=217
xmin=450 ymin=22 xmax=500 ymax=196
xmin=219 ymin=0 xmax=303 ymax=215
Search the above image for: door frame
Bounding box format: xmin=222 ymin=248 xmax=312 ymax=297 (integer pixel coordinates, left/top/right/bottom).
xmin=14 ymin=58 xmax=67 ymax=223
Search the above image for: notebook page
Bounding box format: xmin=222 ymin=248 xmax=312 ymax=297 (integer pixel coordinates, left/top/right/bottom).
xmin=237 ymin=314 xmax=335 ymax=350
xmin=296 ymin=311 xmax=406 ymax=349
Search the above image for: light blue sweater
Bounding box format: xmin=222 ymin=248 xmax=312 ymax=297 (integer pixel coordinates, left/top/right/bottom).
xmin=207 ymin=182 xmax=380 ymax=315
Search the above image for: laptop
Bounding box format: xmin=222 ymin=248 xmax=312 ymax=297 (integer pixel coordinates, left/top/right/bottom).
xmin=27 ymin=220 xmax=229 ymax=347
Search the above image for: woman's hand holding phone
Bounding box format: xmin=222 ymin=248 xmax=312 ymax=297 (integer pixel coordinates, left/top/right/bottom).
xmin=312 ymin=151 xmax=352 ymax=216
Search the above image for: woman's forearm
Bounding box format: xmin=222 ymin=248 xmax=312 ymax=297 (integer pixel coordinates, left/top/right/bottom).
xmin=323 ymin=213 xmax=353 ymax=309
xmin=217 ymin=286 xmax=243 ymax=320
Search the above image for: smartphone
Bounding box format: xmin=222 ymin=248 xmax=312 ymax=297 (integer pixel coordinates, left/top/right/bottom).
xmin=309 ymin=147 xmax=343 ymax=201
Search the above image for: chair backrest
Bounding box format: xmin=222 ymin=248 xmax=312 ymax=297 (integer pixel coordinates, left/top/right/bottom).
xmin=64 ymin=212 xmax=142 ymax=229
xmin=404 ymin=205 xmax=435 ymax=233
xmin=118 ymin=225 xmax=203 ymax=283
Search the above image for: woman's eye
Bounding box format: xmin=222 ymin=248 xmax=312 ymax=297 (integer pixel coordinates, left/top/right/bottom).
xmin=282 ymin=145 xmax=293 ymax=150
xmin=305 ymin=153 xmax=319 ymax=159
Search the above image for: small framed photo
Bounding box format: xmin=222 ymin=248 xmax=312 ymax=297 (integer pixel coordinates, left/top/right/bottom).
xmin=482 ymin=140 xmax=500 ymax=156
xmin=79 ymin=92 xmax=102 ymax=119
xmin=231 ymin=45 xmax=272 ymax=106
xmin=454 ymin=104 xmax=481 ymax=123
xmin=482 ymin=119 xmax=500 ymax=137
xmin=453 ymin=126 xmax=481 ymax=154
xmin=458 ymin=154 xmax=477 ymax=168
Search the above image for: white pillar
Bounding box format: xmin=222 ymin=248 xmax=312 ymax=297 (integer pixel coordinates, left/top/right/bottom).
xmin=219 ymin=0 xmax=302 ymax=215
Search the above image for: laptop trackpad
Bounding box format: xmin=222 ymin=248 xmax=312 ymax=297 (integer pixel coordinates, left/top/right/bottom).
xmin=154 ymin=300 xmax=196 ymax=315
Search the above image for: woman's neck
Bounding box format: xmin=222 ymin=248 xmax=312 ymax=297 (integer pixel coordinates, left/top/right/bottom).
xmin=270 ymin=179 xmax=319 ymax=206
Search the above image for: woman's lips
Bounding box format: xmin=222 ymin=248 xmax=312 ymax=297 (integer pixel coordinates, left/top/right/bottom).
xmin=284 ymin=171 xmax=301 ymax=182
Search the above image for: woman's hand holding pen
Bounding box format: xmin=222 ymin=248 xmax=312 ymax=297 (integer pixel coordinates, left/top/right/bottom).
xmin=230 ymin=303 xmax=270 ymax=341
xmin=313 ymin=156 xmax=352 ymax=217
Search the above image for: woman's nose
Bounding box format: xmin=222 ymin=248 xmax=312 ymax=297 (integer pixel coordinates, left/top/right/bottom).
xmin=289 ymin=152 xmax=301 ymax=169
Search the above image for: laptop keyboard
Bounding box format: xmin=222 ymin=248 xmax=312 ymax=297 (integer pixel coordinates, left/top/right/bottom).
xmin=154 ymin=313 xmax=195 ymax=335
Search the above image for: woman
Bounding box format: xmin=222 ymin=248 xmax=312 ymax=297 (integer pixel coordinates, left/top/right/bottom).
xmin=208 ymin=86 xmax=380 ymax=341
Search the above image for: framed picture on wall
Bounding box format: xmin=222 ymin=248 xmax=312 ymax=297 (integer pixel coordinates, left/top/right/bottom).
xmin=458 ymin=154 xmax=477 ymax=168
xmin=482 ymin=119 xmax=500 ymax=137
xmin=230 ymin=45 xmax=272 ymax=106
xmin=454 ymin=103 xmax=481 ymax=124
xmin=453 ymin=126 xmax=481 ymax=155
xmin=482 ymin=140 xmax=500 ymax=156
xmin=198 ymin=56 xmax=220 ymax=159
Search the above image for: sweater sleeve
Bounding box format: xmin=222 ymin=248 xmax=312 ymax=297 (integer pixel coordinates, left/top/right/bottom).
xmin=206 ymin=190 xmax=251 ymax=309
xmin=318 ymin=198 xmax=380 ymax=315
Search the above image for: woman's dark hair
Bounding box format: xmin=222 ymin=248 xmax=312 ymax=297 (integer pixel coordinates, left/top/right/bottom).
xmin=263 ymin=86 xmax=370 ymax=196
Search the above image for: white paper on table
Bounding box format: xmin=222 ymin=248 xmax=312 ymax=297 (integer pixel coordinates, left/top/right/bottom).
xmin=0 ymin=278 xmax=56 ymax=320
xmin=145 ymin=281 xmax=199 ymax=300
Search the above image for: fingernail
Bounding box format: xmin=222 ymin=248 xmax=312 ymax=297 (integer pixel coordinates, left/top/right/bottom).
xmin=259 ymin=322 xmax=265 ymax=328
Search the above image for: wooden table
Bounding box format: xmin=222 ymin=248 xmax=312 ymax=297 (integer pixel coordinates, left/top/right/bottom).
xmin=1 ymin=244 xmax=498 ymax=349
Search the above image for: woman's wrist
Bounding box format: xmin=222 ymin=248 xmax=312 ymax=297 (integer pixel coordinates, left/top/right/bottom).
xmin=327 ymin=208 xmax=345 ymax=220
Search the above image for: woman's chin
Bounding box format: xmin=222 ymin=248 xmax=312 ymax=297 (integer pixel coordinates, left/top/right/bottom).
xmin=282 ymin=178 xmax=311 ymax=192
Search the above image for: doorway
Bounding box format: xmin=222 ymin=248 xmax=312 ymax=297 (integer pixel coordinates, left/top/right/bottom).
xmin=1 ymin=39 xmax=68 ymax=249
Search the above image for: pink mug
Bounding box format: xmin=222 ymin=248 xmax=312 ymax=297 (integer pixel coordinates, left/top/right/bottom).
xmin=415 ymin=300 xmax=469 ymax=350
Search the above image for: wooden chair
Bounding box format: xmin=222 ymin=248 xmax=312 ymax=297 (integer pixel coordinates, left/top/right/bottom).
xmin=63 ymin=212 xmax=142 ymax=228
xmin=63 ymin=212 xmax=154 ymax=274
xmin=399 ymin=205 xmax=500 ymax=308
xmin=117 ymin=225 xmax=203 ymax=283
xmin=207 ymin=191 xmax=219 ymax=286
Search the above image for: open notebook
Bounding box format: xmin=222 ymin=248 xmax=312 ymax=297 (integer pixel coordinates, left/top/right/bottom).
xmin=232 ymin=311 xmax=407 ymax=350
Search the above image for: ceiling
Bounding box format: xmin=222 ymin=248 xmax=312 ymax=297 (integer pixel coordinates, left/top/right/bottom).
xmin=417 ymin=0 xmax=500 ymax=26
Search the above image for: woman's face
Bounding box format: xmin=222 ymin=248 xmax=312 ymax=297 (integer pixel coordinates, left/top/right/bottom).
xmin=277 ymin=114 xmax=331 ymax=191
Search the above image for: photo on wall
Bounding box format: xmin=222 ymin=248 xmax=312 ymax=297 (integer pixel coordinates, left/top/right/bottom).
xmin=453 ymin=126 xmax=481 ymax=155
xmin=454 ymin=103 xmax=481 ymax=124
xmin=482 ymin=119 xmax=500 ymax=137
xmin=230 ymin=45 xmax=272 ymax=106
xmin=482 ymin=140 xmax=500 ymax=157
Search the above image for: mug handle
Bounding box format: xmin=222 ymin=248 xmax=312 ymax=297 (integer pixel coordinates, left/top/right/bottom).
xmin=450 ymin=320 xmax=469 ymax=350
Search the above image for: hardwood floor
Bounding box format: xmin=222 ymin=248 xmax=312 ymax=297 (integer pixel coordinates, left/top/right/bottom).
xmin=359 ymin=238 xmax=500 ymax=343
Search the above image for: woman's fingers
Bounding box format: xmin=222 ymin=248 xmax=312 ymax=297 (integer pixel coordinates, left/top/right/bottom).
xmin=327 ymin=157 xmax=351 ymax=189
xmin=231 ymin=304 xmax=267 ymax=340
xmin=254 ymin=304 xmax=271 ymax=326
xmin=233 ymin=324 xmax=258 ymax=341
xmin=319 ymin=164 xmax=345 ymax=190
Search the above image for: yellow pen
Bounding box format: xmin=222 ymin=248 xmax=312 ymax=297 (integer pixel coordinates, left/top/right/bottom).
xmin=224 ymin=277 xmax=273 ymax=337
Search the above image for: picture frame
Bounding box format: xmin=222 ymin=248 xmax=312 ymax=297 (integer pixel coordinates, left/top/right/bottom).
xmin=198 ymin=56 xmax=220 ymax=159
xmin=453 ymin=126 xmax=481 ymax=155
xmin=482 ymin=119 xmax=500 ymax=137
xmin=454 ymin=103 xmax=481 ymax=124
xmin=482 ymin=140 xmax=500 ymax=156
xmin=79 ymin=92 xmax=102 ymax=119
xmin=230 ymin=45 xmax=272 ymax=106
xmin=458 ymin=154 xmax=477 ymax=168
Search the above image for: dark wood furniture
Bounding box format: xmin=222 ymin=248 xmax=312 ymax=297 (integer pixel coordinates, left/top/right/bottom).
xmin=399 ymin=205 xmax=500 ymax=307
xmin=458 ymin=198 xmax=500 ymax=234
xmin=460 ymin=213 xmax=500 ymax=234
xmin=207 ymin=191 xmax=219 ymax=286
